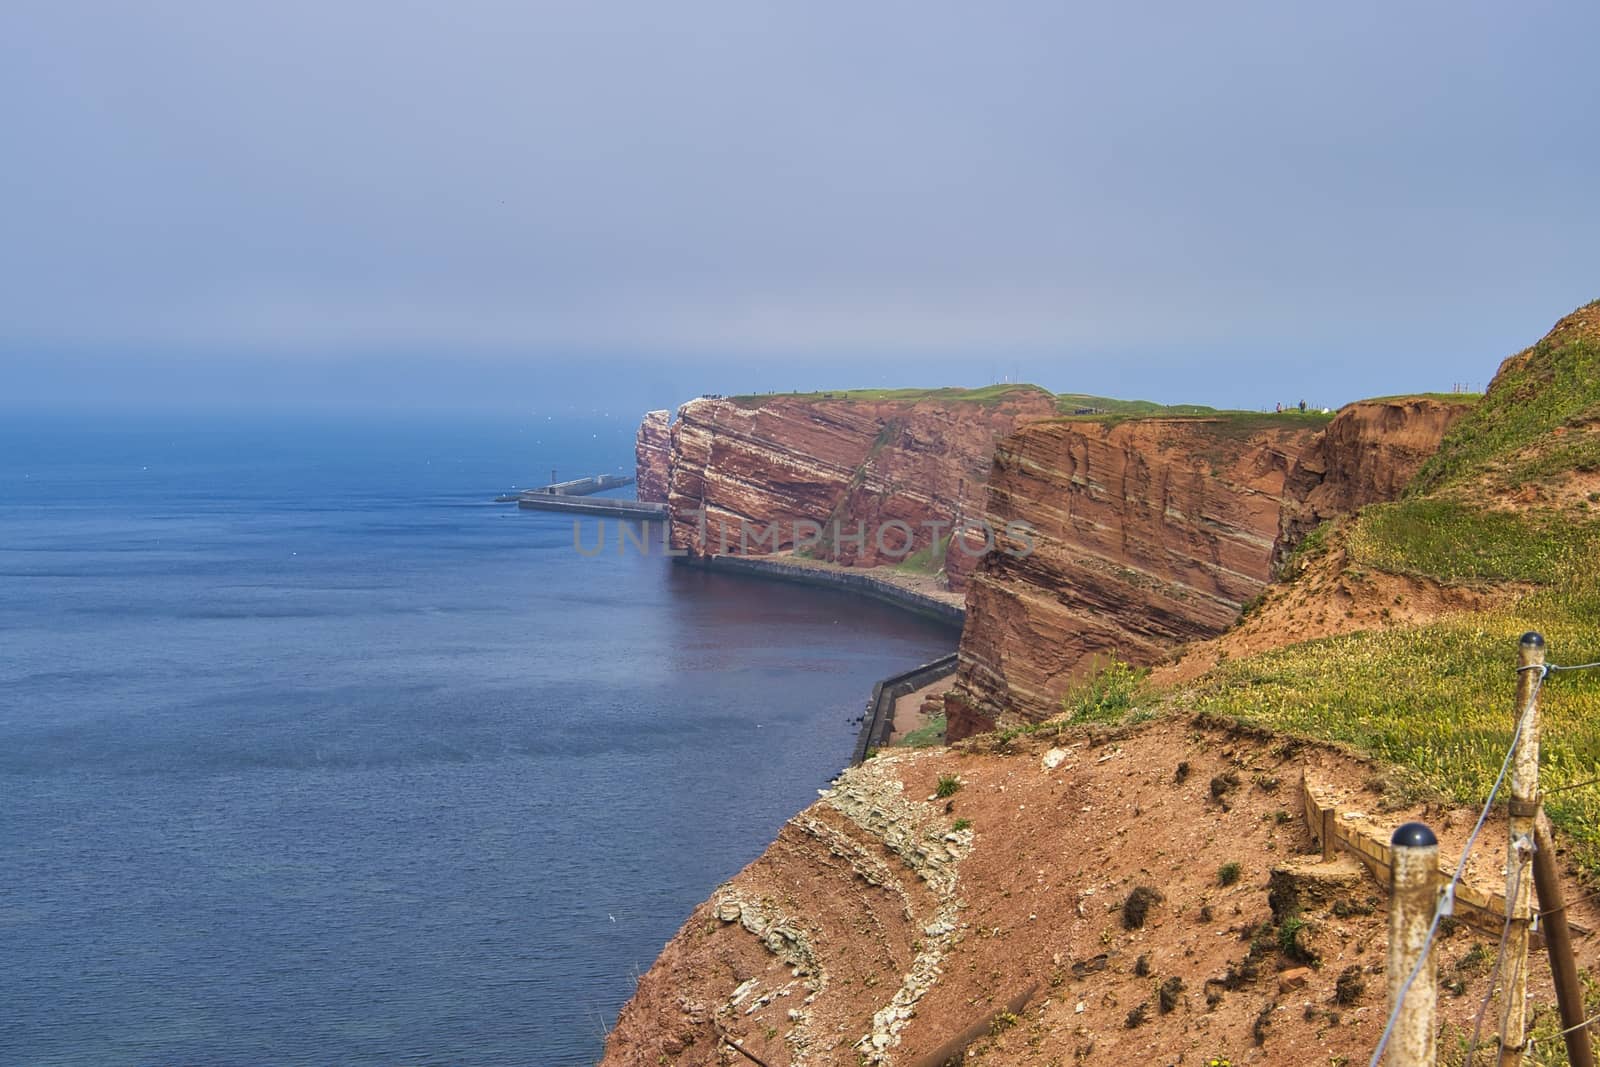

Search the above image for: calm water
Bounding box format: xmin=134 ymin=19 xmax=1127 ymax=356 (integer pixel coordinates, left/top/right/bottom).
xmin=0 ymin=414 xmax=956 ymax=1066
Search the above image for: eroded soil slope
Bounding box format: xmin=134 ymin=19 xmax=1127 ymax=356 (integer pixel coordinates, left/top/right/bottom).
xmin=602 ymin=717 xmax=1597 ymax=1066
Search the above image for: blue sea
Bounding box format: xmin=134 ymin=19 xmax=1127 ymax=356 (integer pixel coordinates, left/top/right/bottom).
xmin=0 ymin=414 xmax=957 ymax=1067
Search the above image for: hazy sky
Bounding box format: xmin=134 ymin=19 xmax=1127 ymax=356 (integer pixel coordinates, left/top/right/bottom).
xmin=3 ymin=1 xmax=1596 ymax=415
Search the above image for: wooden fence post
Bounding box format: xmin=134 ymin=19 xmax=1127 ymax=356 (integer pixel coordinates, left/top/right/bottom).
xmin=1388 ymin=821 xmax=1439 ymax=1067
xmin=1501 ymin=631 xmax=1544 ymax=1067
xmin=1533 ymin=811 xmax=1596 ymax=1067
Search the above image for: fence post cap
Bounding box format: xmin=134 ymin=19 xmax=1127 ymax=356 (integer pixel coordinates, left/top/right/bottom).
xmin=1520 ymin=631 xmax=1545 ymax=649
xmin=1391 ymin=821 xmax=1438 ymax=848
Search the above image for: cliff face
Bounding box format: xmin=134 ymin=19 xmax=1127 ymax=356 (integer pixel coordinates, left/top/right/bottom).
xmin=1273 ymin=397 xmax=1470 ymax=564
xmin=664 ymin=388 xmax=1059 ymax=590
xmin=634 ymin=409 xmax=673 ymax=504
xmin=948 ymin=416 xmax=1320 ymax=738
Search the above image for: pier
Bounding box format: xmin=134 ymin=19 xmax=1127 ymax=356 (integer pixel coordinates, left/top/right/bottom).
xmin=517 ymin=495 xmax=667 ymax=520
xmin=531 ymin=473 xmax=635 ymax=497
xmin=494 ymin=473 xmax=635 ymax=503
xmin=493 ymin=470 xmax=666 ymax=518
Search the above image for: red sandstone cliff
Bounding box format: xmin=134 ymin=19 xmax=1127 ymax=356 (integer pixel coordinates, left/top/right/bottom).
xmin=947 ymin=416 xmax=1321 ymax=737
xmin=664 ymin=388 xmax=1059 ymax=590
xmin=947 ymin=397 xmax=1469 ymax=739
xmin=635 ymin=409 xmax=673 ymax=504
xmin=1272 ymin=397 xmax=1471 ymax=565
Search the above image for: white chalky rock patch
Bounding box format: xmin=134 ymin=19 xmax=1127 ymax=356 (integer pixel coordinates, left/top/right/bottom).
xmin=820 ymin=754 xmax=971 ymax=1064
xmin=712 ymin=886 xmax=828 ymax=1064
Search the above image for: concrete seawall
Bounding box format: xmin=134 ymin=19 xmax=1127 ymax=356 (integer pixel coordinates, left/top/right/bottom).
xmin=676 ymin=555 xmax=966 ymax=628
xmin=851 ymin=653 xmax=960 ymax=765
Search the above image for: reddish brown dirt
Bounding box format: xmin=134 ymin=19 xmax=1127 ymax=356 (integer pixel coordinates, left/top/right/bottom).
xmin=1153 ymin=534 xmax=1523 ymax=686
xmin=601 ymin=716 xmax=1600 ymax=1066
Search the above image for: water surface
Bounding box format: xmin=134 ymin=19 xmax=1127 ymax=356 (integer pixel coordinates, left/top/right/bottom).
xmin=0 ymin=415 xmax=957 ymax=1065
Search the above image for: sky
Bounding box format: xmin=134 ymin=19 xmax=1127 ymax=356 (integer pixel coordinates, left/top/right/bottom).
xmin=2 ymin=0 xmax=1597 ymax=417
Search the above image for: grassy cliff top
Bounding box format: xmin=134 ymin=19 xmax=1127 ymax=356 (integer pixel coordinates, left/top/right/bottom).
xmin=1359 ymin=391 xmax=1482 ymax=405
xmin=1410 ymin=303 xmax=1600 ymax=496
xmin=1056 ymin=407 xmax=1334 ymax=431
xmin=727 ymin=386 xmax=1480 ymax=426
xmin=729 ymin=386 xmax=1338 ymax=422
xmin=1178 ymin=301 xmax=1600 ymax=876
xmin=727 ymin=383 xmax=1055 ymax=408
xmin=1054 ymin=392 xmax=1221 ymax=417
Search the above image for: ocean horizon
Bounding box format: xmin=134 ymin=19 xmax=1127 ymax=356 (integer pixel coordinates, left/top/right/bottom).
xmin=0 ymin=413 xmax=957 ymax=1066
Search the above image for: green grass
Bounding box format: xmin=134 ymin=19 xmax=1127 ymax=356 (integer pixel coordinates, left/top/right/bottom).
xmin=1053 ymin=405 xmax=1334 ymax=436
xmin=1196 ymin=495 xmax=1600 ymax=876
xmin=935 ymin=773 xmax=963 ymax=798
xmin=1197 ymin=410 xmax=1335 ymax=437
xmin=895 ymin=541 xmax=945 ymax=576
xmin=1064 ymin=659 xmax=1149 ymax=724
xmin=896 ymin=713 xmax=947 ymax=749
xmin=1346 ymin=498 xmax=1600 ymax=584
xmin=1055 ymin=393 xmax=1220 ymax=417
xmin=1361 ymin=392 xmax=1482 ymax=405
xmin=1190 ymin=602 xmax=1600 ymax=876
xmin=1186 ymin=304 xmax=1600 ymax=878
xmin=1410 ymin=333 xmax=1600 ymax=494
xmin=730 ymin=383 xmax=1054 ymax=407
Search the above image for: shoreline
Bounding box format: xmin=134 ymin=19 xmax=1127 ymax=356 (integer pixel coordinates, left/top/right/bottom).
xmin=673 ymin=553 xmax=967 ymax=628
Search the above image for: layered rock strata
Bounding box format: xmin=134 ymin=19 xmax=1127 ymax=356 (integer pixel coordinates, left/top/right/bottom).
xmin=947 ymin=416 xmax=1320 ymax=737
xmin=634 ymin=409 xmax=673 ymax=504
xmin=1273 ymin=397 xmax=1470 ymax=565
xmin=663 ymin=389 xmax=1059 ymax=590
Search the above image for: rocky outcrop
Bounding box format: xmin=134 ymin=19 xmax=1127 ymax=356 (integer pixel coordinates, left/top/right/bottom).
xmin=1273 ymin=397 xmax=1470 ymax=565
xmin=663 ymin=388 xmax=1059 ymax=590
xmin=947 ymin=416 xmax=1322 ymax=737
xmin=634 ymin=409 xmax=673 ymax=504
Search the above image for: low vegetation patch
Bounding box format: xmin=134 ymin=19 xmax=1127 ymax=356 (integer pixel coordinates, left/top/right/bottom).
xmin=731 ymin=383 xmax=1053 ymax=408
xmin=1055 ymin=392 xmax=1220 ymax=418
xmin=1064 ymin=659 xmax=1149 ymax=725
xmin=1346 ymin=498 xmax=1597 ymax=583
xmin=1122 ymin=885 xmax=1162 ymax=930
xmin=894 ymin=541 xmax=945 ymax=576
xmin=1410 ymin=328 xmax=1600 ymax=494
xmin=1187 ymin=304 xmax=1600 ymax=878
xmin=1191 ymin=610 xmax=1600 ymax=874
xmin=896 ymin=714 xmax=947 ymax=749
